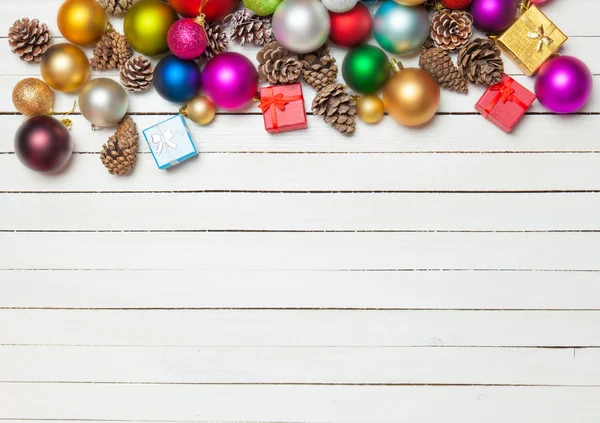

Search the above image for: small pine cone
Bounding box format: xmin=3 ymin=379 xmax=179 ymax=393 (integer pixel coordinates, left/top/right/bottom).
xmin=431 ymin=9 xmax=472 ymax=51
xmin=201 ymin=22 xmax=229 ymax=60
xmin=312 ymin=83 xmax=357 ymax=136
xmin=7 ymin=18 xmax=52 ymax=62
xmin=300 ymin=46 xmax=338 ymax=92
xmin=457 ymin=38 xmax=504 ymax=86
xmin=101 ymin=115 xmax=139 ymax=176
xmin=420 ymin=47 xmax=468 ymax=94
xmin=98 ymin=0 xmax=141 ymax=16
xmin=225 ymin=8 xmax=274 ymax=47
xmin=90 ymin=29 xmax=132 ymax=71
xmin=257 ymin=41 xmax=302 ymax=85
xmin=120 ymin=55 xmax=154 ymax=93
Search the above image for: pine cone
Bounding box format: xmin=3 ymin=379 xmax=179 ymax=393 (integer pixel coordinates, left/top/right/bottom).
xmin=120 ymin=55 xmax=154 ymax=92
xmin=300 ymin=46 xmax=338 ymax=92
xmin=90 ymin=28 xmax=132 ymax=71
xmin=256 ymin=41 xmax=302 ymax=85
xmin=98 ymin=0 xmax=140 ymax=16
xmin=312 ymin=83 xmax=356 ymax=136
xmin=201 ymin=22 xmax=229 ymax=60
xmin=457 ymin=38 xmax=503 ymax=86
xmin=420 ymin=47 xmax=468 ymax=94
xmin=225 ymin=8 xmax=274 ymax=47
xmin=7 ymin=18 xmax=52 ymax=62
xmin=100 ymin=115 xmax=139 ymax=176
xmin=431 ymin=9 xmax=472 ymax=51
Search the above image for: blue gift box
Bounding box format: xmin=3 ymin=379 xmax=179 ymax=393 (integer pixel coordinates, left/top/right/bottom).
xmin=142 ymin=115 xmax=198 ymax=170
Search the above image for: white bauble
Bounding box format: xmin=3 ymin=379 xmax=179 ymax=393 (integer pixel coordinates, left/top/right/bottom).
xmin=321 ymin=0 xmax=358 ymax=13
xmin=272 ymin=0 xmax=330 ymax=54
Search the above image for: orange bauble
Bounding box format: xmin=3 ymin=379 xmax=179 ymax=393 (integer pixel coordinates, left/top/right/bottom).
xmin=57 ymin=0 xmax=107 ymax=45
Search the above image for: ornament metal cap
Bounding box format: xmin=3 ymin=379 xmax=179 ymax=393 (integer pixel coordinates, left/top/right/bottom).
xmin=390 ymin=58 xmax=405 ymax=73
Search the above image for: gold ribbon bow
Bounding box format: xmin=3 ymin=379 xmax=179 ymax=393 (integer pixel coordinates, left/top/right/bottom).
xmin=527 ymin=25 xmax=554 ymax=52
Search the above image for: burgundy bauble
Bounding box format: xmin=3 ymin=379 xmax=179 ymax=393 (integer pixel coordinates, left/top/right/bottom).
xmin=168 ymin=18 xmax=208 ymax=60
xmin=470 ymin=0 xmax=519 ymax=33
xmin=441 ymin=0 xmax=472 ymax=9
xmin=15 ymin=116 xmax=73 ymax=172
xmin=167 ymin=0 xmax=238 ymax=21
xmin=329 ymin=2 xmax=373 ymax=48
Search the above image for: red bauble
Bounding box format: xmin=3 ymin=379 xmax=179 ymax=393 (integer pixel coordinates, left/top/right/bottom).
xmin=328 ymin=2 xmax=373 ymax=48
xmin=168 ymin=0 xmax=239 ymax=21
xmin=441 ymin=0 xmax=472 ymax=9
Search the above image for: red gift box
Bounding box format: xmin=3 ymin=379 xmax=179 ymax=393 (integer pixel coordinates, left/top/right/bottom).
xmin=475 ymin=74 xmax=536 ymax=133
xmin=258 ymin=83 xmax=308 ymax=134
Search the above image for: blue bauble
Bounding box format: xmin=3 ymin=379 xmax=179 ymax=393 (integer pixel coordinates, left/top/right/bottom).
xmin=373 ymin=1 xmax=430 ymax=56
xmin=154 ymin=55 xmax=202 ymax=103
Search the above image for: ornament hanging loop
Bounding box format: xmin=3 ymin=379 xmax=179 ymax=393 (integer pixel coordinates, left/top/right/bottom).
xmin=518 ymin=0 xmax=531 ymax=15
xmin=58 ymin=100 xmax=77 ymax=131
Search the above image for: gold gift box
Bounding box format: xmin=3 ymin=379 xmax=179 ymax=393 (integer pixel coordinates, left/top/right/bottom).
xmin=496 ymin=5 xmax=567 ymax=76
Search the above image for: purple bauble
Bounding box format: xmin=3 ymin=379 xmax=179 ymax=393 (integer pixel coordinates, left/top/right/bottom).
xmin=15 ymin=115 xmax=73 ymax=172
xmin=470 ymin=0 xmax=519 ymax=33
xmin=201 ymin=52 xmax=259 ymax=111
xmin=535 ymin=56 xmax=593 ymax=114
xmin=167 ymin=18 xmax=208 ymax=60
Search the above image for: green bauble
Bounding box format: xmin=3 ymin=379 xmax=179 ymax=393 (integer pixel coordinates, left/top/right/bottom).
xmin=124 ymin=0 xmax=178 ymax=57
xmin=243 ymin=0 xmax=282 ymax=16
xmin=342 ymin=45 xmax=390 ymax=95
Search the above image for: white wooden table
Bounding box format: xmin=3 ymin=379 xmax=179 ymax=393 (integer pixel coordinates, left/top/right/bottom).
xmin=1 ymin=0 xmax=599 ymax=421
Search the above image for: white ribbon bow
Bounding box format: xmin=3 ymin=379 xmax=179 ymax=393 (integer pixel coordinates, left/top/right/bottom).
xmin=151 ymin=129 xmax=177 ymax=156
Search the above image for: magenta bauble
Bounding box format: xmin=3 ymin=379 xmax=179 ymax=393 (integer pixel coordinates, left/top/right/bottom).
xmin=15 ymin=116 xmax=73 ymax=172
xmin=167 ymin=18 xmax=208 ymax=60
xmin=470 ymin=0 xmax=519 ymax=33
xmin=201 ymin=52 xmax=259 ymax=110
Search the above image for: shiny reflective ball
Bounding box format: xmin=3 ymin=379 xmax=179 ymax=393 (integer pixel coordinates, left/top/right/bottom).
xmin=57 ymin=0 xmax=108 ymax=46
xmin=40 ymin=43 xmax=90 ymax=92
xmin=15 ymin=116 xmax=73 ymax=173
xmin=373 ymin=1 xmax=430 ymax=55
xmin=79 ymin=78 xmax=129 ymax=127
xmin=273 ymin=0 xmax=331 ymax=54
xmin=124 ymin=0 xmax=179 ymax=56
xmin=154 ymin=55 xmax=203 ymax=103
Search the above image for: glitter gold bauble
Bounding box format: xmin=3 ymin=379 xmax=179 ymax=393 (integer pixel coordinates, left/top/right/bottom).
xmin=124 ymin=0 xmax=179 ymax=57
xmin=12 ymin=78 xmax=54 ymax=117
xmin=356 ymin=95 xmax=385 ymax=124
xmin=182 ymin=96 xmax=216 ymax=125
xmin=40 ymin=43 xmax=90 ymax=92
xmin=57 ymin=0 xmax=108 ymax=46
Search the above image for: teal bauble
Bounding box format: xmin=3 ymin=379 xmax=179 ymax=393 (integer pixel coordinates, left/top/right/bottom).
xmin=373 ymin=1 xmax=430 ymax=56
xmin=243 ymin=0 xmax=282 ymax=16
xmin=342 ymin=45 xmax=390 ymax=95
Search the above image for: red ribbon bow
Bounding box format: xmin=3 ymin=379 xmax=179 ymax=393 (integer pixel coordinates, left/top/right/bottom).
xmin=258 ymin=88 xmax=303 ymax=131
xmin=483 ymin=78 xmax=529 ymax=117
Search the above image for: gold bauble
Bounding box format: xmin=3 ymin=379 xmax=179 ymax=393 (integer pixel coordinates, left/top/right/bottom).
xmin=393 ymin=0 xmax=426 ymax=5
xmin=183 ymin=96 xmax=216 ymax=125
xmin=41 ymin=44 xmax=90 ymax=93
xmin=57 ymin=0 xmax=108 ymax=46
xmin=12 ymin=78 xmax=54 ymax=117
xmin=124 ymin=0 xmax=179 ymax=56
xmin=357 ymin=95 xmax=385 ymax=124
xmin=383 ymin=68 xmax=440 ymax=127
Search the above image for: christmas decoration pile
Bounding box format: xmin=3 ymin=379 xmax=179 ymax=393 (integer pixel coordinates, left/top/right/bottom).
xmin=5 ymin=0 xmax=594 ymax=176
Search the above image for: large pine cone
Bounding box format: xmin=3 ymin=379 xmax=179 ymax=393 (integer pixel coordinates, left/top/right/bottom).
xmin=100 ymin=115 xmax=139 ymax=176
xmin=120 ymin=55 xmax=154 ymax=92
xmin=312 ymin=83 xmax=356 ymax=136
xmin=98 ymin=0 xmax=140 ymax=16
xmin=431 ymin=9 xmax=472 ymax=51
xmin=7 ymin=18 xmax=52 ymax=62
xmin=300 ymin=46 xmax=338 ymax=92
xmin=225 ymin=8 xmax=274 ymax=47
xmin=420 ymin=47 xmax=468 ymax=94
xmin=90 ymin=28 xmax=132 ymax=71
xmin=257 ymin=41 xmax=302 ymax=85
xmin=457 ymin=38 xmax=503 ymax=86
xmin=202 ymin=22 xmax=229 ymax=60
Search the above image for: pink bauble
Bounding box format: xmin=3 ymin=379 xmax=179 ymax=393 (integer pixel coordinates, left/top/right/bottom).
xmin=529 ymin=0 xmax=550 ymax=4
xmin=202 ymin=52 xmax=258 ymax=110
xmin=167 ymin=18 xmax=208 ymax=60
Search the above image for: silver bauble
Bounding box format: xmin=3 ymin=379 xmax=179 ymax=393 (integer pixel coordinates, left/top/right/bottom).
xmin=373 ymin=1 xmax=430 ymax=56
xmin=78 ymin=78 xmax=129 ymax=127
xmin=272 ymin=0 xmax=330 ymax=54
xmin=321 ymin=0 xmax=358 ymax=13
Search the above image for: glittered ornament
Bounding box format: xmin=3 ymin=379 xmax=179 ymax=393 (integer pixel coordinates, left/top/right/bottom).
xmin=373 ymin=1 xmax=430 ymax=55
xmin=124 ymin=0 xmax=179 ymax=56
xmin=342 ymin=45 xmax=390 ymax=95
xmin=181 ymin=95 xmax=217 ymax=125
xmin=12 ymin=78 xmax=54 ymax=117
xmin=167 ymin=18 xmax=208 ymax=60
xmin=273 ymin=0 xmax=331 ymax=54
xmin=202 ymin=52 xmax=259 ymax=110
xmin=154 ymin=55 xmax=203 ymax=103
xmin=15 ymin=116 xmax=73 ymax=173
xmin=168 ymin=0 xmax=239 ymax=21
xmin=329 ymin=3 xmax=373 ymax=48
xmin=57 ymin=0 xmax=108 ymax=46
xmin=79 ymin=78 xmax=129 ymax=127
xmin=40 ymin=43 xmax=90 ymax=92
xmin=470 ymin=0 xmax=519 ymax=33
xmin=243 ymin=0 xmax=283 ymax=16
xmin=321 ymin=0 xmax=358 ymax=13
xmin=357 ymin=95 xmax=385 ymax=124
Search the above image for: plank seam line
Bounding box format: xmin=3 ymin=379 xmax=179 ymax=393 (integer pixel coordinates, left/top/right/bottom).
xmin=0 ymin=307 xmax=599 ymax=311
xmin=2 ymin=268 xmax=599 ymax=272
xmin=1 ymin=344 xmax=597 ymax=349
xmin=1 ymin=229 xmax=599 ymax=234
xmin=2 ymin=190 xmax=600 ymax=194
xmin=5 ymin=151 xmax=600 ymax=155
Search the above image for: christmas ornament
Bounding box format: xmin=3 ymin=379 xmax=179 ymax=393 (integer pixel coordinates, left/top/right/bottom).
xmin=202 ymin=22 xmax=229 ymax=60
xmin=181 ymin=95 xmax=217 ymax=125
xmin=272 ymin=0 xmax=331 ymax=54
xmin=12 ymin=78 xmax=54 ymax=116
xmin=393 ymin=0 xmax=426 ymax=5
xmin=383 ymin=61 xmax=440 ymax=127
xmin=470 ymin=0 xmax=519 ymax=33
xmin=356 ymin=95 xmax=385 ymax=124
xmin=312 ymin=83 xmax=356 ymax=135
xmin=258 ymin=83 xmax=308 ymax=134
xmin=15 ymin=116 xmax=73 ymax=173
xmin=457 ymin=38 xmax=503 ymax=86
xmin=373 ymin=1 xmax=430 ymax=55
xmin=257 ymin=41 xmax=302 ymax=85
xmin=40 ymin=43 xmax=90 ymax=92
xmin=154 ymin=55 xmax=203 ymax=103
xmin=300 ymin=46 xmax=338 ymax=92
xmin=142 ymin=115 xmax=199 ymax=170
xmin=168 ymin=0 xmax=238 ymax=21
xmin=321 ymin=0 xmax=358 ymax=13
xmin=57 ymin=0 xmax=108 ymax=46
xmin=99 ymin=0 xmax=141 ymax=16
xmin=430 ymin=9 xmax=473 ymax=51
xmin=90 ymin=27 xmax=132 ymax=71
xmin=419 ymin=47 xmax=468 ymax=94
xmin=441 ymin=0 xmax=472 ymax=9
xmin=79 ymin=78 xmax=129 ymax=128
xmin=124 ymin=0 xmax=178 ymax=56
xmin=535 ymin=56 xmax=593 ymax=114
xmin=329 ymin=3 xmax=373 ymax=48
xmin=475 ymin=74 xmax=536 ymax=132
xmin=243 ymin=0 xmax=282 ymax=16
xmin=120 ymin=55 xmax=154 ymax=92
xmin=100 ymin=115 xmax=139 ymax=175
xmin=342 ymin=45 xmax=390 ymax=95
xmin=7 ymin=18 xmax=52 ymax=62
xmin=167 ymin=17 xmax=209 ymax=60
xmin=202 ymin=52 xmax=259 ymax=110
xmin=225 ymin=8 xmax=274 ymax=47
xmin=496 ymin=4 xmax=567 ymax=76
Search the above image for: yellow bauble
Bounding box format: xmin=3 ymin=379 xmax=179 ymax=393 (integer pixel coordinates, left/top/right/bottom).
xmin=41 ymin=44 xmax=90 ymax=93
xmin=383 ymin=68 xmax=440 ymax=127
xmin=357 ymin=95 xmax=385 ymax=124
xmin=57 ymin=0 xmax=108 ymax=46
xmin=12 ymin=78 xmax=54 ymax=116
xmin=183 ymin=96 xmax=216 ymax=125
xmin=393 ymin=0 xmax=426 ymax=5
xmin=124 ymin=0 xmax=179 ymax=57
